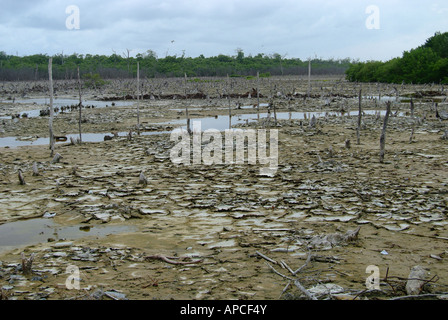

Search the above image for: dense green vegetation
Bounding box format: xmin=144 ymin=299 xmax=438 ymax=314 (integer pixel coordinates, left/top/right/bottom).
xmin=346 ymin=32 xmax=448 ymax=84
xmin=0 ymin=49 xmax=352 ymax=81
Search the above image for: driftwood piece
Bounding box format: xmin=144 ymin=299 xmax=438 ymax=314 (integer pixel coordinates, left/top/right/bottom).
xmin=138 ymin=171 xmax=147 ymax=186
xmin=345 ymin=139 xmax=351 ymax=149
xmin=51 ymin=152 xmax=63 ymax=164
xmin=32 ymin=162 xmax=39 ymax=176
xmin=294 ymin=279 xmax=318 ymax=300
xmin=293 ymin=251 xmax=312 ymax=275
xmin=145 ymin=255 xmax=202 ymax=265
xmin=256 ymin=251 xmax=278 ymax=265
xmin=21 ymin=252 xmax=35 ymax=275
xmin=264 ymin=261 xmax=317 ymax=300
xmin=308 ymin=227 xmax=361 ymax=250
xmin=18 ymin=169 xmax=26 ymax=185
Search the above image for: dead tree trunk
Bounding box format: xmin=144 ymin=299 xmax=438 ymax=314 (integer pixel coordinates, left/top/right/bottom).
xmin=21 ymin=252 xmax=35 ymax=275
xmin=186 ymin=106 xmax=191 ymax=135
xmin=257 ymin=71 xmax=260 ymax=122
xmin=137 ymin=61 xmax=140 ymax=135
xmin=18 ymin=169 xmax=26 ymax=185
xmin=32 ymin=162 xmax=39 ymax=176
xmin=227 ymin=75 xmax=232 ymax=130
xmin=185 ymin=73 xmax=192 ymax=135
xmin=379 ymin=101 xmax=392 ymax=163
xmin=307 ymin=58 xmax=311 ymax=98
xmin=357 ymin=88 xmax=362 ymax=145
xmin=48 ymin=58 xmax=55 ymax=157
xmin=77 ymin=66 xmax=82 ymax=143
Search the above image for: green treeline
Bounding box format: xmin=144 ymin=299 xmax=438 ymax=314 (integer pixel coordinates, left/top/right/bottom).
xmin=346 ymin=31 xmax=448 ymax=84
xmin=0 ymin=49 xmax=352 ymax=81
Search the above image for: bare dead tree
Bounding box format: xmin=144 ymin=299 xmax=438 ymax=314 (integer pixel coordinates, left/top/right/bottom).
xmin=123 ymin=48 xmax=132 ymax=76
xmin=380 ymin=101 xmax=392 ymax=163
xmin=307 ymin=58 xmax=311 ymax=98
xmin=137 ymin=61 xmax=140 ymax=135
xmin=185 ymin=73 xmax=191 ymax=135
xmin=77 ymin=66 xmax=83 ymax=143
xmin=226 ymin=75 xmax=232 ymax=130
xmin=257 ymin=71 xmax=260 ymax=122
xmin=48 ymin=58 xmax=55 ymax=156
xmin=357 ymin=88 xmax=362 ymax=145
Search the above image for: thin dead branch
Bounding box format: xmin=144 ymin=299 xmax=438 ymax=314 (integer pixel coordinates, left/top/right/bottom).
xmin=145 ymin=254 xmax=202 ymax=265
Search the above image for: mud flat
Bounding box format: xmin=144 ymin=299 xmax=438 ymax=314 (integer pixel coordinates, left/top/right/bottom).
xmin=0 ymin=76 xmax=447 ymax=300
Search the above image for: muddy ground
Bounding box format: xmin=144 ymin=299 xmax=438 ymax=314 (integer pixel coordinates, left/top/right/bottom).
xmin=0 ymin=76 xmax=447 ymax=300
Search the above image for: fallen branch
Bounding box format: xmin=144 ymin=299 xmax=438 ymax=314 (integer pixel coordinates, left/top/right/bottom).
xmin=264 ymin=261 xmax=293 ymax=281
xmin=145 ymin=254 xmax=202 ymax=265
xmin=252 ymin=228 xmax=293 ymax=232
xmin=256 ymin=251 xmax=278 ymax=265
xmin=389 ymin=293 xmax=447 ymax=300
xmin=294 ymin=279 xmax=318 ymax=300
xmin=280 ymin=260 xmax=295 ymax=275
xmin=293 ymin=251 xmax=312 ymax=275
xmin=264 ymin=261 xmax=317 ymax=300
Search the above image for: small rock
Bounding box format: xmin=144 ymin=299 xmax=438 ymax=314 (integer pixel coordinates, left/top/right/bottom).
xmin=104 ymin=290 xmax=128 ymax=300
xmin=430 ymin=254 xmax=442 ymax=260
xmin=52 ymin=241 xmax=73 ymax=248
xmin=43 ymin=212 xmax=56 ymax=218
xmin=405 ymin=265 xmax=429 ymax=295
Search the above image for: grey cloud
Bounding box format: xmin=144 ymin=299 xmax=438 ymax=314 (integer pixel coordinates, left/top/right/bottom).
xmin=0 ymin=0 xmax=447 ymax=61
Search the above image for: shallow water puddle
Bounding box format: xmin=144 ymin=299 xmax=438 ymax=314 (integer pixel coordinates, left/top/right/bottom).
xmin=1 ymin=98 xmax=134 ymax=119
xmin=163 ymin=109 xmax=401 ymax=131
xmin=0 ymin=218 xmax=137 ymax=254
xmin=0 ymin=109 xmax=400 ymax=148
xmin=0 ymin=130 xmax=170 ymax=148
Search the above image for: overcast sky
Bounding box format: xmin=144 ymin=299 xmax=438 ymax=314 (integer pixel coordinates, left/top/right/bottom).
xmin=1 ymin=0 xmax=447 ymax=62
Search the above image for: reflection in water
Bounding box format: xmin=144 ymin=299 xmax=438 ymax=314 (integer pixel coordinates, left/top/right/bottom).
xmin=1 ymin=98 xmax=134 ymax=119
xmin=0 ymin=218 xmax=136 ymax=254
xmin=0 ymin=109 xmax=401 ymax=148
